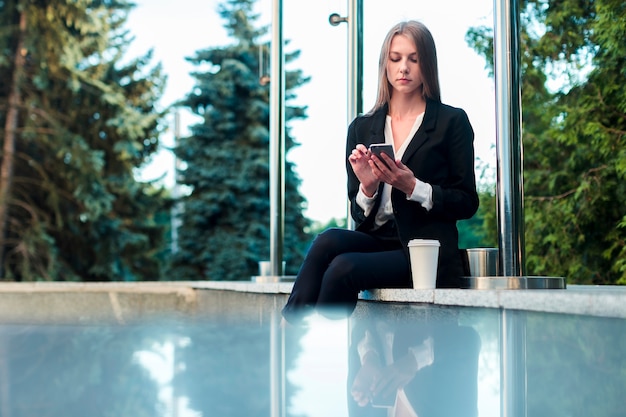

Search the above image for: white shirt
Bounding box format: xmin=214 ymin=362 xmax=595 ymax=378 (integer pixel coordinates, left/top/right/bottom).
xmin=356 ymin=113 xmax=433 ymax=228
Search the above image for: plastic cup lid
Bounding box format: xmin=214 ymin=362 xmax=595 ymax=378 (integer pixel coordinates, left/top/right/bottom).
xmin=408 ymin=239 xmax=440 ymax=247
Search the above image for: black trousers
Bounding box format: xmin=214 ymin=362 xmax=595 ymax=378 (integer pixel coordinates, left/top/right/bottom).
xmin=281 ymin=227 xmax=411 ymax=323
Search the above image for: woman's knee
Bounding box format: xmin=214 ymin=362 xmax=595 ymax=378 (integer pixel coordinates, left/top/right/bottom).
xmin=322 ymin=254 xmax=359 ymax=290
xmin=308 ymin=228 xmax=348 ymax=256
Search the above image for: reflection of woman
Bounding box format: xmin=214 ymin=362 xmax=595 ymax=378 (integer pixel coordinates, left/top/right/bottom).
xmin=282 ymin=20 xmax=479 ymax=324
xmin=348 ymin=316 xmax=481 ymax=417
xmin=350 ymin=320 xmax=435 ymax=415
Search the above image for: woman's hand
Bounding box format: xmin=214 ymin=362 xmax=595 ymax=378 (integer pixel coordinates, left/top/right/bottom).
xmin=370 ymin=352 xmax=419 ymax=403
xmin=369 ymin=154 xmax=417 ymax=196
xmin=348 ymin=144 xmax=380 ymax=197
xmin=350 ymin=351 xmax=383 ymax=407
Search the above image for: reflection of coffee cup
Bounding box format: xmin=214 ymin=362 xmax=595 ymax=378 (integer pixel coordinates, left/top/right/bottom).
xmin=407 ymin=239 xmax=440 ymax=289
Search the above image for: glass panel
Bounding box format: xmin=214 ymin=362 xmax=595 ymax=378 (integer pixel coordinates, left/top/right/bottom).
xmin=310 ymin=304 xmax=500 ymax=417
xmin=1 ymin=297 xmax=625 ymax=416
xmin=525 ymin=312 xmax=626 ymax=417
xmin=283 ymin=1 xmax=349 ymax=224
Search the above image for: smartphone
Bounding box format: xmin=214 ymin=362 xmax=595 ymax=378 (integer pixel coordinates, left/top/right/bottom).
xmin=370 ymin=390 xmax=396 ymax=408
xmin=369 ymin=144 xmax=395 ymax=168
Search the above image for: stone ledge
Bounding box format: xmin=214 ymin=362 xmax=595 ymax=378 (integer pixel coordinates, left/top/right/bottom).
xmin=0 ymin=282 xmax=199 ymax=324
xmin=0 ymin=281 xmax=624 ymax=321
xmin=360 ymin=285 xmax=626 ymax=319
xmin=184 ymin=281 xmax=626 ymax=319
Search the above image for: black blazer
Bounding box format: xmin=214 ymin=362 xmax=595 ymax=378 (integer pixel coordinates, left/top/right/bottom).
xmin=345 ymin=99 xmax=479 ymax=287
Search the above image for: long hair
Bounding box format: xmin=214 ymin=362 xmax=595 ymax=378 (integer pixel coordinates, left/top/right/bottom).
xmin=368 ymin=20 xmax=441 ymax=115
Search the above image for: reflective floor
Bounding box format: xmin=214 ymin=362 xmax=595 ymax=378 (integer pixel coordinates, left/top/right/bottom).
xmin=1 ymin=301 xmax=625 ymax=417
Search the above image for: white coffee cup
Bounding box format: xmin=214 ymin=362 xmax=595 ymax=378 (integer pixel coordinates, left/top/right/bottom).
xmin=407 ymin=239 xmax=440 ymax=289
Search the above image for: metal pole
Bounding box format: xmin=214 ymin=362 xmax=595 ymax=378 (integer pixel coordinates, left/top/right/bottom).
xmin=171 ymin=111 xmax=182 ymax=254
xmin=270 ymin=304 xmax=282 ymax=417
xmin=494 ymin=0 xmax=525 ymax=277
xmin=462 ymin=0 xmax=565 ymax=289
xmin=270 ymin=297 xmax=287 ymax=417
xmin=346 ymin=0 xmax=363 ymax=230
xmin=269 ymin=0 xmax=285 ymax=277
xmin=500 ymin=309 xmax=527 ymax=417
xmin=346 ymin=0 xmax=363 ymax=122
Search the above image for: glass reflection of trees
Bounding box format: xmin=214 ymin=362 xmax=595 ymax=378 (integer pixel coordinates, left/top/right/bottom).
xmin=0 ymin=324 xmax=161 ymax=417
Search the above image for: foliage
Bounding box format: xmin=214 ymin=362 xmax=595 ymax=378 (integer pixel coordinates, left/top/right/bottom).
xmin=307 ymin=216 xmax=348 ymax=237
xmin=466 ymin=0 xmax=626 ymax=284
xmin=458 ymin=189 xmax=498 ymax=250
xmin=0 ymin=0 xmax=170 ymax=281
xmin=170 ymin=0 xmax=311 ymax=281
xmin=526 ymin=311 xmax=626 ymax=416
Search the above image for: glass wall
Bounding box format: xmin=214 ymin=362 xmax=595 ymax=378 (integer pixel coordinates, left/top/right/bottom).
xmin=283 ymin=0 xmax=497 ymax=226
xmin=2 ymin=294 xmax=624 ymax=417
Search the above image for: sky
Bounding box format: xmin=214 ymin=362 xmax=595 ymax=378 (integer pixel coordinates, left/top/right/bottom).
xmin=128 ymin=0 xmax=497 ymax=224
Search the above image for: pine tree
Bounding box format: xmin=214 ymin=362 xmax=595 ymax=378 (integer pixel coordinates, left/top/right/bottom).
xmin=171 ymin=0 xmax=311 ymax=281
xmin=0 ymin=0 xmax=169 ymax=281
xmin=466 ymin=0 xmax=626 ymax=284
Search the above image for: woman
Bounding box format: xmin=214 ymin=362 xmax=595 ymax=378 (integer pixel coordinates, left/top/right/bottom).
xmin=282 ymin=20 xmax=479 ymax=324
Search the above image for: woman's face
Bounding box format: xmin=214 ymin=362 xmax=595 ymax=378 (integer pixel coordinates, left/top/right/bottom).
xmin=386 ymin=34 xmax=423 ymax=97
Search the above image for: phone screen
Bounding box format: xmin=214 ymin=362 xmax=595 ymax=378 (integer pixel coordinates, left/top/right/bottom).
xmin=370 ymin=390 xmax=396 ymax=408
xmin=369 ymin=144 xmax=394 ymax=168
xmin=369 ymin=144 xmax=394 ymax=160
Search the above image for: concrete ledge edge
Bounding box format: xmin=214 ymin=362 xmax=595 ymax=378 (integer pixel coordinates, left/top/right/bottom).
xmin=0 ymin=282 xmax=624 ymax=319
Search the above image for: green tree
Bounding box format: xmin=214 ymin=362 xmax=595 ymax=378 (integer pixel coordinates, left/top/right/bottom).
xmin=458 ymin=158 xmax=499 ymax=250
xmin=171 ymin=0 xmax=311 ymax=281
xmin=466 ymin=0 xmax=626 ymax=284
xmin=458 ymin=190 xmax=498 ymax=250
xmin=0 ymin=0 xmax=169 ymax=281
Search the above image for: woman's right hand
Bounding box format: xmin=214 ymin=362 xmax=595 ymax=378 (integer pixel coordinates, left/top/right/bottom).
xmin=348 ymin=144 xmax=380 ymax=197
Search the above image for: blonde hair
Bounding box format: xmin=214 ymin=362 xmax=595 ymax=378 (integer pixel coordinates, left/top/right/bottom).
xmin=368 ymin=20 xmax=441 ymax=114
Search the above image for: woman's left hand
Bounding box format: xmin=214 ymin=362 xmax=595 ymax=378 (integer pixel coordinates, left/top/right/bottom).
xmin=369 ymin=153 xmax=417 ymax=195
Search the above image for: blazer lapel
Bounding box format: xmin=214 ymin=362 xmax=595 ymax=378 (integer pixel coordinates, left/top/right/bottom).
xmin=401 ymin=99 xmax=439 ymax=163
xmin=356 ymin=105 xmax=388 ymax=227
xmin=367 ymin=104 xmax=388 ymax=146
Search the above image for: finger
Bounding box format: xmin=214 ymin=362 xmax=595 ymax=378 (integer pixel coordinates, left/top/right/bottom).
xmin=350 ymin=390 xmax=370 ymax=406
xmin=352 ymin=148 xmax=370 ymax=162
xmin=379 ymin=152 xmax=393 ymax=165
xmin=371 ymin=159 xmax=393 ymax=181
xmin=380 ymin=153 xmax=401 ymax=171
xmin=370 ymin=155 xmax=386 ymax=170
xmin=368 ymin=160 xmax=383 ymax=178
